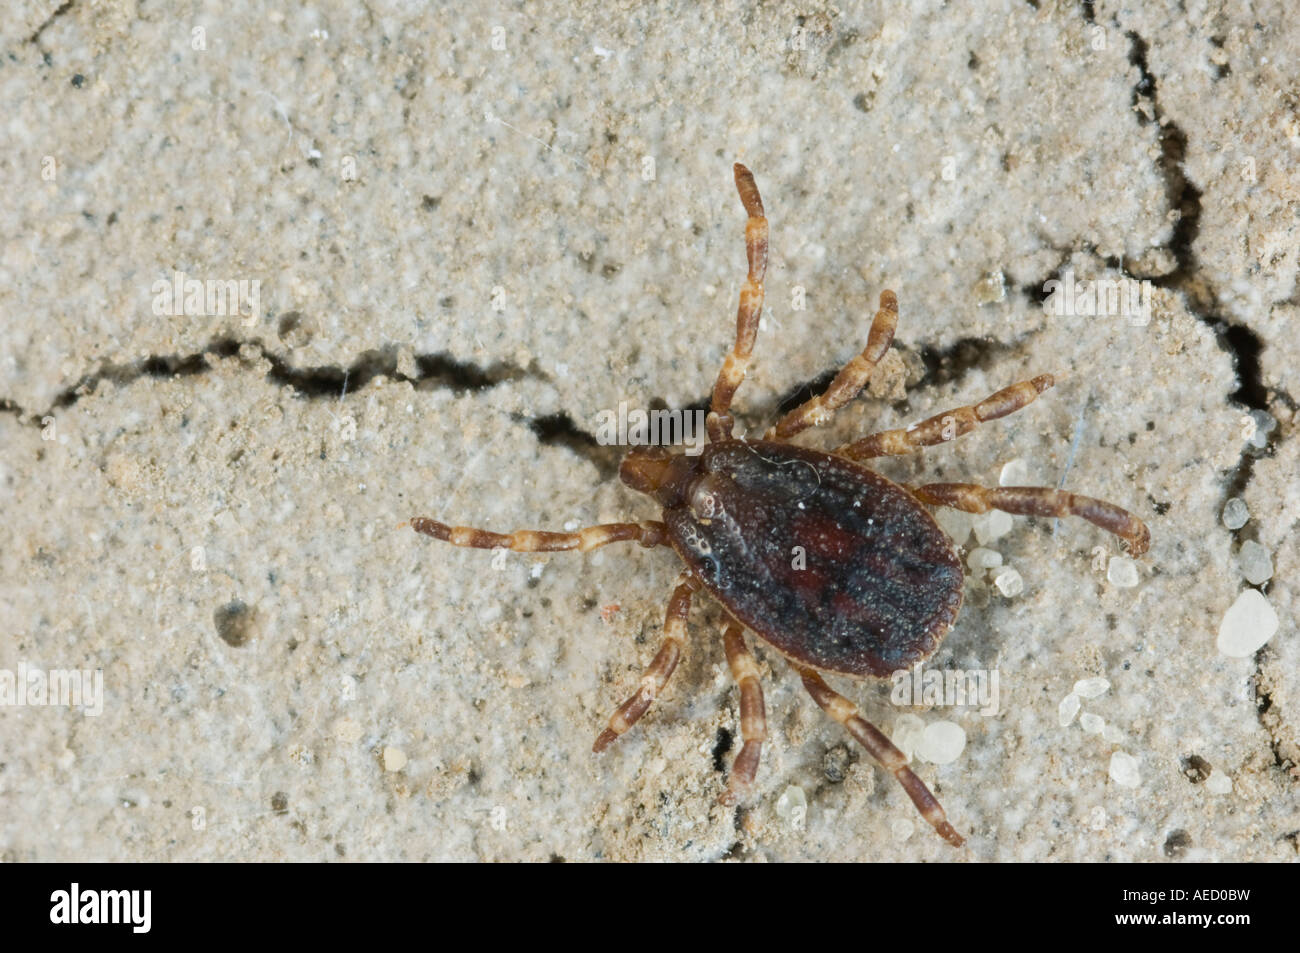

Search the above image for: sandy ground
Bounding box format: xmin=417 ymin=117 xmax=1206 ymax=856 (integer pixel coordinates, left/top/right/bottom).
xmin=1 ymin=0 xmax=1296 ymax=861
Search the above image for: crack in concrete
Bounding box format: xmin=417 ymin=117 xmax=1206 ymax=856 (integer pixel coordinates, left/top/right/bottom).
xmin=522 ymin=329 xmax=1039 ymax=479
xmin=26 ymin=0 xmax=75 ymax=46
xmin=1018 ymin=18 xmax=1289 ymax=516
xmin=516 ymin=410 xmax=623 ymax=481
xmin=0 ymin=337 xmax=538 ymax=429
xmin=1060 ymin=10 xmax=1297 ymax=791
xmin=1123 ymin=28 xmax=1291 ymax=415
xmin=1253 ymin=670 xmax=1298 ymax=780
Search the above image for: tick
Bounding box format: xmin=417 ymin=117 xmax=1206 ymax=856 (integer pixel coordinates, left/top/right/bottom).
xmin=410 ymin=164 xmax=1151 ymax=847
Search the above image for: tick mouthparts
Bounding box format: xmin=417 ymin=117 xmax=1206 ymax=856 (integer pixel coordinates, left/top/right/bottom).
xmin=619 ymin=447 xmax=700 ymax=507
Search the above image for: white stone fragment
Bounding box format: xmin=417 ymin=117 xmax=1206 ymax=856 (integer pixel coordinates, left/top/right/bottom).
xmin=973 ymin=509 xmax=1014 ymax=545
xmin=993 ymin=566 xmax=1024 ymax=597
xmin=934 ymin=507 xmax=974 ymax=545
xmin=1205 ymin=773 xmax=1233 ymax=795
xmin=775 ymin=785 xmax=807 ymax=824
xmin=1246 ymin=409 xmax=1275 ymax=449
xmin=382 ymin=746 xmax=407 ymax=771
xmin=967 ymin=547 xmax=1003 ymax=571
xmin=917 ymin=720 xmax=966 ymax=764
xmin=1221 ymin=497 xmax=1249 ymax=530
xmin=974 ymin=270 xmax=1006 ymax=305
xmin=1102 ymin=724 xmax=1125 ymax=744
xmin=1107 ymin=555 xmax=1139 ymax=588
xmin=1237 ymin=540 xmax=1273 ymax=585
xmin=1058 ymin=693 xmax=1081 ymax=727
xmin=999 ymin=458 xmax=1030 ymax=486
xmin=1089 ymin=806 xmax=1107 ymax=830
xmin=1073 ymin=677 xmax=1110 ymax=699
xmin=1079 ymin=712 xmax=1105 ymax=734
xmin=1216 ymin=589 xmax=1279 ymax=657
xmin=891 ymin=714 xmax=925 ymax=762
xmin=1108 ymin=750 xmax=1141 ymax=787
xmin=891 ymin=818 xmax=914 ymax=841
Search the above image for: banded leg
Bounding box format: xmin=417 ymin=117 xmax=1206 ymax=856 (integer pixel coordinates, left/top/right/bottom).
xmin=796 ymin=665 xmax=965 ymax=847
xmin=719 ymin=622 xmax=767 ymax=805
xmin=593 ymin=573 xmax=698 ymax=752
xmin=408 ymin=518 xmax=668 ymax=552
xmin=708 ymin=163 xmax=769 ymax=442
xmin=766 ymin=291 xmax=899 ymax=440
xmin=837 ymin=374 xmax=1054 ymax=460
xmin=909 ymin=483 xmax=1150 ymax=555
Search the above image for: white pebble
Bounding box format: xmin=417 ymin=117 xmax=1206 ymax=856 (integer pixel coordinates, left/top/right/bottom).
xmin=1221 ymin=498 xmax=1249 ymax=530
xmin=973 ymin=509 xmax=1014 ymax=545
xmin=1108 ymin=750 xmax=1141 ymax=787
xmin=999 ymin=458 xmax=1030 ymax=486
xmin=967 ymin=547 xmax=1003 ymax=571
xmin=1237 ymin=540 xmax=1273 ymax=585
xmin=382 ymin=746 xmax=407 ymax=771
xmin=891 ymin=714 xmax=925 ymax=761
xmin=1102 ymin=724 xmax=1125 ymax=744
xmin=916 ymin=720 xmax=966 ymax=764
xmin=1073 ymin=677 xmax=1110 ymax=699
xmin=1058 ymin=693 xmax=1081 ymax=727
xmin=1205 ymin=773 xmax=1232 ymax=795
xmin=1246 ymin=409 xmax=1275 ymax=449
xmin=775 ymin=785 xmax=807 ymax=823
xmin=1216 ymin=589 xmax=1279 ymax=657
xmin=1089 ymin=806 xmax=1107 ymax=830
xmin=1107 ymin=555 xmax=1139 ymax=588
xmin=993 ymin=566 xmax=1024 ymax=597
xmin=934 ymin=507 xmax=974 ymax=545
xmin=891 ymin=818 xmax=914 ymax=841
xmin=1080 ymin=712 xmax=1105 ymax=734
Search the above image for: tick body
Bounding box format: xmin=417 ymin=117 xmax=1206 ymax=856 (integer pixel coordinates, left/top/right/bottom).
xmin=626 ymin=440 xmax=964 ymax=679
xmin=410 ymin=163 xmax=1151 ymax=849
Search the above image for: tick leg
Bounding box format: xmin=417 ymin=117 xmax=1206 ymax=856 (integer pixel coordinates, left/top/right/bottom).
xmin=795 ymin=665 xmax=966 ymax=848
xmin=408 ymin=518 xmax=668 ymax=552
xmin=719 ymin=622 xmax=767 ymax=805
xmin=708 ymin=163 xmax=769 ymax=442
xmin=908 ymin=483 xmax=1150 ymax=555
xmin=766 ymin=291 xmax=898 ymax=440
xmin=837 ymin=374 xmax=1054 ymax=460
xmin=593 ymin=573 xmax=698 ymax=753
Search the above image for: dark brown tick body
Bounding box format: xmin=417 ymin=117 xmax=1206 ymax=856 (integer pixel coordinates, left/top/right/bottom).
xmin=623 ymin=441 xmax=963 ymax=679
xmin=410 ymin=163 xmax=1151 ymax=849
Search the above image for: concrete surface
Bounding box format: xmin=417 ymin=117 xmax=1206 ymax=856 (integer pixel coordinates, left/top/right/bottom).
xmin=0 ymin=0 xmax=1296 ymax=861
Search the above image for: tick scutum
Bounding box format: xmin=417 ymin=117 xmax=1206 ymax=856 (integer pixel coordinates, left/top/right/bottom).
xmin=658 ymin=440 xmax=964 ymax=677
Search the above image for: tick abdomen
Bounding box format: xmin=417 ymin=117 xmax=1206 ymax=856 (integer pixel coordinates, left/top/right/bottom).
xmin=666 ymin=440 xmax=964 ymax=677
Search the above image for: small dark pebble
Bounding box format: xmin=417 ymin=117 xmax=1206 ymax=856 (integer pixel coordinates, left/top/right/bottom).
xmin=1163 ymin=829 xmax=1193 ymax=858
xmin=823 ymin=743 xmax=853 ymax=783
